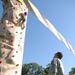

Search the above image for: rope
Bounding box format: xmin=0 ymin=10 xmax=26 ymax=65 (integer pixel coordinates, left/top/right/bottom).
xmin=24 ymin=0 xmax=75 ymax=55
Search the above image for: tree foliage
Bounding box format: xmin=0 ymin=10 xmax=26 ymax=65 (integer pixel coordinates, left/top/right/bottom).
xmin=21 ymin=62 xmax=46 ymax=75
xmin=69 ymin=67 xmax=75 ymax=75
xmin=44 ymin=63 xmax=51 ymax=75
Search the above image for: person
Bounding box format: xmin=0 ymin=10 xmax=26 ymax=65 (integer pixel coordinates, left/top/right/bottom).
xmin=49 ymin=52 xmax=64 ymax=75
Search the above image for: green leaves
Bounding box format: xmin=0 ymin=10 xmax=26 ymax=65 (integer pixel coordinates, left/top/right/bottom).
xmin=69 ymin=67 xmax=75 ymax=75
xmin=21 ymin=62 xmax=50 ymax=75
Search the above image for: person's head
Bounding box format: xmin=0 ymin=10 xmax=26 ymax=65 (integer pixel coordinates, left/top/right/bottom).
xmin=54 ymin=52 xmax=63 ymax=59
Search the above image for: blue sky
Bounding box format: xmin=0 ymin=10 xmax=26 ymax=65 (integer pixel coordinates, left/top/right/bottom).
xmin=0 ymin=0 xmax=75 ymax=75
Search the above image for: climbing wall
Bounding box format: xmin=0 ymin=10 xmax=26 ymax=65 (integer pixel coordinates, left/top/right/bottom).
xmin=0 ymin=0 xmax=28 ymax=75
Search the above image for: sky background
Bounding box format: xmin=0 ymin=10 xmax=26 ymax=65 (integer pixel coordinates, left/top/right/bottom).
xmin=0 ymin=0 xmax=75 ymax=75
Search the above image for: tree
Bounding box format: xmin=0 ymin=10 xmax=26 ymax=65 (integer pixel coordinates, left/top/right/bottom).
xmin=21 ymin=62 xmax=45 ymax=75
xmin=69 ymin=67 xmax=75 ymax=75
xmin=44 ymin=63 xmax=51 ymax=75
